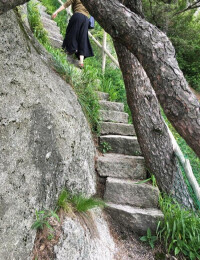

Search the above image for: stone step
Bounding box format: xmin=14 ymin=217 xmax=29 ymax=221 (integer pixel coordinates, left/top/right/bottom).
xmin=104 ymin=177 xmax=159 ymax=208
xmin=41 ymin=11 xmax=53 ymax=19
xmin=100 ymin=122 xmax=135 ymax=136
xmin=41 ymin=16 xmax=58 ymax=27
xmin=106 ymin=203 xmax=164 ymax=235
xmin=100 ymin=110 xmax=128 ymax=124
xmin=49 ymin=36 xmax=63 ymax=49
xmin=99 ymin=100 xmax=124 ymax=112
xmin=41 ymin=17 xmax=61 ymax=35
xmin=99 ymin=135 xmax=142 ymax=156
xmin=96 ymin=154 xmax=146 ymax=180
xmin=47 ymin=31 xmax=63 ymax=41
xmin=37 ymin=2 xmax=47 ymax=12
xmin=96 ymin=91 xmax=109 ymax=101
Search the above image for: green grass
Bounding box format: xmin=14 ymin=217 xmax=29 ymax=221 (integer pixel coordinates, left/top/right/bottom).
xmin=31 ymin=209 xmax=59 ymax=230
xmin=70 ymin=194 xmax=106 ymax=212
xmin=157 ymin=195 xmax=200 ymax=259
xmin=56 ymin=189 xmax=106 ymax=212
xmin=27 ymin=1 xmax=49 ymax=44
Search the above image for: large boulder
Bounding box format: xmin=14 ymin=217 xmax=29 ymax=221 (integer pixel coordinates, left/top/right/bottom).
xmin=0 ymin=9 xmax=98 ymax=259
xmin=54 ymin=209 xmax=115 ymax=260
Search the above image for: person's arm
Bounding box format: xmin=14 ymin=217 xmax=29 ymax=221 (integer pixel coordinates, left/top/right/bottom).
xmin=52 ymin=0 xmax=72 ymax=19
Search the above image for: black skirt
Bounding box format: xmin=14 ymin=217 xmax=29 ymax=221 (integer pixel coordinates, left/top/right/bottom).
xmin=62 ymin=12 xmax=94 ymax=59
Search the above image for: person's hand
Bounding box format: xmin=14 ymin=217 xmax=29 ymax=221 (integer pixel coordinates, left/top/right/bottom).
xmin=52 ymin=11 xmax=58 ymax=19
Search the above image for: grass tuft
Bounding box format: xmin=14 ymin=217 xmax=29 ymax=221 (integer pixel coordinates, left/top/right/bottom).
xmin=56 ymin=189 xmax=106 ymax=213
xmin=71 ymin=194 xmax=106 ymax=212
xmin=157 ymin=195 xmax=200 ymax=259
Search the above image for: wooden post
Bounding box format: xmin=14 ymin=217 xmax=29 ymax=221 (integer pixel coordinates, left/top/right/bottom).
xmin=102 ymin=31 xmax=107 ymax=74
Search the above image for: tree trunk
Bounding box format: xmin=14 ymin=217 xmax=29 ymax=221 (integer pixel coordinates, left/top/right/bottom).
xmin=80 ymin=0 xmax=200 ymax=158
xmin=112 ymin=0 xmax=194 ymax=208
xmin=114 ymin=41 xmax=194 ymax=208
xmin=0 ymin=0 xmax=29 ymax=14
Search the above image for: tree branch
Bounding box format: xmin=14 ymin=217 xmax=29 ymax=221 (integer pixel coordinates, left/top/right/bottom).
xmin=174 ymin=0 xmax=200 ymax=15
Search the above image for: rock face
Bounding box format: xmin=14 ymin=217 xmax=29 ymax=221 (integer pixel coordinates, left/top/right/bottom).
xmin=54 ymin=209 xmax=115 ymax=260
xmin=0 ymin=9 xmax=98 ymax=259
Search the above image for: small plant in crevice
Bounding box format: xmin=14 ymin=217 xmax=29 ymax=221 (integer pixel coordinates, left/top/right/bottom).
xmin=100 ymin=141 xmax=112 ymax=154
xmin=56 ymin=188 xmax=72 ymax=212
xmin=71 ymin=194 xmax=106 ymax=212
xmin=151 ymin=175 xmax=157 ymax=187
xmin=140 ymin=228 xmax=157 ymax=249
xmin=31 ymin=209 xmax=60 ymax=231
xmin=56 ymin=189 xmax=106 ymax=213
xmin=135 ymin=175 xmax=157 ymax=186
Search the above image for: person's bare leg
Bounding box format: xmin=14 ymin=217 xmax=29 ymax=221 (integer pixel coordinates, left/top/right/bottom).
xmin=79 ymin=55 xmax=84 ymax=68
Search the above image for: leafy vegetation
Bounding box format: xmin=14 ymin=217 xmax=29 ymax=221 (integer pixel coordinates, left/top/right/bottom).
xmin=100 ymin=141 xmax=112 ymax=154
xmin=142 ymin=0 xmax=200 ymax=92
xmin=27 ymin=1 xmax=49 ymax=44
xmin=157 ymin=195 xmax=200 ymax=259
xmin=31 ymin=209 xmax=59 ymax=230
xmin=57 ymin=189 xmax=106 ymax=212
xmin=140 ymin=228 xmax=157 ymax=249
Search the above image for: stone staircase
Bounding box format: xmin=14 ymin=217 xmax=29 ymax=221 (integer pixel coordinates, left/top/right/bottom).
xmin=96 ymin=91 xmax=163 ymax=235
xmin=35 ymin=1 xmax=63 ymax=48
xmin=30 ymin=2 xmax=163 ymax=236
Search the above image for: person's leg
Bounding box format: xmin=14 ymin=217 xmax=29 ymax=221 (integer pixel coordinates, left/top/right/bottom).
xmin=79 ymin=55 xmax=84 ymax=68
xmin=62 ymin=14 xmax=80 ymax=54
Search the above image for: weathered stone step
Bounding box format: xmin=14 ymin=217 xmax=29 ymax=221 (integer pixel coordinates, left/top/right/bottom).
xmin=100 ymin=110 xmax=128 ymax=124
xmin=41 ymin=17 xmax=61 ymax=35
xmin=106 ymin=203 xmax=164 ymax=235
xmin=96 ymin=91 xmax=109 ymax=101
xmin=100 ymin=122 xmax=135 ymax=136
xmin=47 ymin=31 xmax=63 ymax=41
xmin=104 ymin=177 xmax=159 ymax=208
xmin=49 ymin=36 xmax=63 ymax=48
xmin=41 ymin=16 xmax=58 ymax=26
xmin=39 ymin=9 xmax=51 ymax=19
xmin=99 ymin=135 xmax=142 ymax=156
xmin=96 ymin=154 xmax=146 ymax=180
xmin=99 ymin=100 xmax=124 ymax=112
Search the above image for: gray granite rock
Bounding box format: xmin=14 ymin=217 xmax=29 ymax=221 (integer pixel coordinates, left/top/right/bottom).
xmin=100 ymin=122 xmax=135 ymax=136
xmin=104 ymin=178 xmax=160 ymax=208
xmin=96 ymin=154 xmax=146 ymax=180
xmin=0 ymin=10 xmax=96 ymax=260
xmin=100 ymin=135 xmax=142 ymax=156
xmin=99 ymin=110 xmax=129 ymax=123
xmin=48 ymin=35 xmax=63 ymax=48
xmin=106 ymin=203 xmax=164 ymax=235
xmin=96 ymin=91 xmax=109 ymax=101
xmin=99 ymin=100 xmax=124 ymax=112
xmin=54 ymin=209 xmax=115 ymax=260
